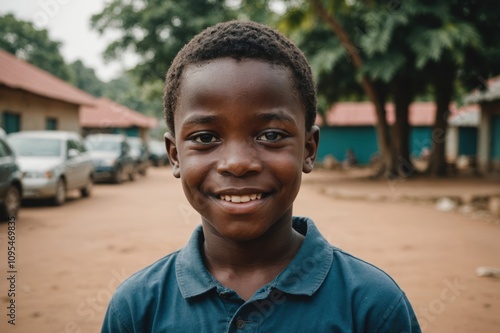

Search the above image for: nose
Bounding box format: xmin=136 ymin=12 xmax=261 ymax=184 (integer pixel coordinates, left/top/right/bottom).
xmin=216 ymin=140 xmax=262 ymax=177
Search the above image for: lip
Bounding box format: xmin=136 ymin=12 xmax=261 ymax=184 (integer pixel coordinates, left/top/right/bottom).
xmin=215 ymin=188 xmax=270 ymax=196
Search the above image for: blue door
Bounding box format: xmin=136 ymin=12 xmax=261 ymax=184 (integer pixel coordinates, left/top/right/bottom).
xmin=2 ymin=112 xmax=20 ymax=134
xmin=490 ymin=115 xmax=500 ymax=162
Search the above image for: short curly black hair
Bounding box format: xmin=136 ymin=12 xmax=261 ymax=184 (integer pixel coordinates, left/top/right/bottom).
xmin=163 ymin=20 xmax=317 ymax=134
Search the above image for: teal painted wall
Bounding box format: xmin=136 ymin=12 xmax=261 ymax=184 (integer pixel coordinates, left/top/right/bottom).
xmin=409 ymin=127 xmax=433 ymax=157
xmin=124 ymin=127 xmax=140 ymax=137
xmin=317 ymin=126 xmax=378 ymax=165
xmin=491 ymin=115 xmax=500 ymax=160
xmin=318 ymin=126 xmax=434 ymax=165
xmin=110 ymin=127 xmax=140 ymax=137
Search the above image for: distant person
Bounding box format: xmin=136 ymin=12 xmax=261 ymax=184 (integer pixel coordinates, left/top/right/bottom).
xmin=101 ymin=21 xmax=421 ymax=332
xmin=420 ymin=147 xmax=430 ymax=160
xmin=343 ymin=148 xmax=358 ymax=169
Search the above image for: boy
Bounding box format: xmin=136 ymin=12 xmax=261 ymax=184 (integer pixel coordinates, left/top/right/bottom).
xmin=102 ymin=20 xmax=421 ymax=332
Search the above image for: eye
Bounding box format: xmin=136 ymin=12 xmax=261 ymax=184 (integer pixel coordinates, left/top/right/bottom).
xmin=191 ymin=133 xmax=218 ymax=144
xmin=257 ymin=131 xmax=284 ymax=142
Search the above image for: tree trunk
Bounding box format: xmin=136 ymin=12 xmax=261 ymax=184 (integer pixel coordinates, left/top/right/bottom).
xmin=309 ymin=0 xmax=397 ymax=176
xmin=427 ymin=64 xmax=455 ymax=176
xmin=392 ymin=78 xmax=415 ymax=177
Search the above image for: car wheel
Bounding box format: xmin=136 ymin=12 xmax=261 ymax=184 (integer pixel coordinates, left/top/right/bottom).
xmin=52 ymin=178 xmax=66 ymax=206
xmin=80 ymin=175 xmax=93 ymax=198
xmin=113 ymin=167 xmax=123 ymax=184
xmin=0 ymin=185 xmax=21 ymax=221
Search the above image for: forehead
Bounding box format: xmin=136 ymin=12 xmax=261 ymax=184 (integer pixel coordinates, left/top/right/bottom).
xmin=182 ymin=58 xmax=294 ymax=95
xmin=176 ymin=58 xmax=303 ymax=119
xmin=175 ymin=59 xmax=303 ymax=127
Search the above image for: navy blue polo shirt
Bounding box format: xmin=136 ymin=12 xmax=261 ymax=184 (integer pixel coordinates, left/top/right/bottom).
xmin=102 ymin=217 xmax=421 ymax=332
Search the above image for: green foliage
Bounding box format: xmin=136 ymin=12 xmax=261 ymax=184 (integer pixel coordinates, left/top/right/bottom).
xmin=278 ymin=0 xmax=500 ymax=104
xmin=410 ymin=22 xmax=481 ymax=69
xmin=68 ymin=60 xmax=105 ymax=97
xmin=0 ymin=13 xmax=72 ymax=81
xmin=103 ymin=73 xmax=163 ymax=118
xmin=91 ymin=0 xmax=237 ymax=85
xmin=360 ymin=53 xmax=406 ymax=83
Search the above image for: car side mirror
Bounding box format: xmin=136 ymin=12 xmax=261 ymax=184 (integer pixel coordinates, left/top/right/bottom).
xmin=68 ymin=149 xmax=79 ymax=159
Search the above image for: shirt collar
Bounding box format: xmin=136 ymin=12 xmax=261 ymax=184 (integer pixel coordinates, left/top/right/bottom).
xmin=271 ymin=217 xmax=333 ymax=296
xmin=175 ymin=216 xmax=333 ymax=299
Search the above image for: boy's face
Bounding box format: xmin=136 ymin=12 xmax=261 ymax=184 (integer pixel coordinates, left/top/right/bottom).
xmin=166 ymin=58 xmax=318 ymax=242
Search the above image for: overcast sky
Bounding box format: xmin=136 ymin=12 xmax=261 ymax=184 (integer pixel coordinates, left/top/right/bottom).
xmin=0 ymin=0 xmax=135 ymax=81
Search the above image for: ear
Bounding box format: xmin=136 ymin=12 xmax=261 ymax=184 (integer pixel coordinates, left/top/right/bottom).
xmin=165 ymin=132 xmax=181 ymax=178
xmin=303 ymin=125 xmax=319 ymax=174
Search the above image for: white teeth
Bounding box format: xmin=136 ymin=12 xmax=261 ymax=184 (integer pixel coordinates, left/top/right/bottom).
xmin=219 ymin=194 xmax=263 ymax=203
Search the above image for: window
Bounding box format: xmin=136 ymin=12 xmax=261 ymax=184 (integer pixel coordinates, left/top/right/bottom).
xmin=46 ymin=117 xmax=58 ymax=130
xmin=67 ymin=140 xmax=80 ymax=158
xmin=2 ymin=112 xmax=21 ymax=134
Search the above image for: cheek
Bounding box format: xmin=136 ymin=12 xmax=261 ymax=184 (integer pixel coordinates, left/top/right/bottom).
xmin=264 ymin=150 xmax=303 ymax=184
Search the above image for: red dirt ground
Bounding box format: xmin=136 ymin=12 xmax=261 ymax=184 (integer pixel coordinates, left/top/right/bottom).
xmin=0 ymin=167 xmax=499 ymax=332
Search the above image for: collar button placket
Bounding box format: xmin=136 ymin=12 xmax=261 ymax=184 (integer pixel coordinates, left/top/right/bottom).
xmin=235 ymin=319 xmax=246 ymax=330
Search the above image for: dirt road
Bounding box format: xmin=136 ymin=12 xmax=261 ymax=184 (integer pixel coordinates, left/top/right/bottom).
xmin=1 ymin=167 xmax=499 ymax=332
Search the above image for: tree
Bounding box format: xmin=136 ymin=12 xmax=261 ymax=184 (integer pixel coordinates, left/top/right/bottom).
xmin=91 ymin=0 xmax=236 ymax=85
xmin=0 ymin=13 xmax=72 ymax=81
xmin=280 ymin=0 xmax=411 ymax=177
xmin=90 ymin=0 xmax=278 ymax=118
xmin=103 ymin=74 xmax=163 ymax=118
xmin=280 ymin=0 xmax=500 ymax=177
xmin=68 ymin=60 xmax=105 ymax=97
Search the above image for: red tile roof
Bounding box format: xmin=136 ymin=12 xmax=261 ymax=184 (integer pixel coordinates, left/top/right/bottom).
xmin=0 ymin=49 xmax=95 ymax=106
xmin=80 ymin=98 xmax=158 ymax=129
xmin=317 ymin=102 xmax=437 ymax=126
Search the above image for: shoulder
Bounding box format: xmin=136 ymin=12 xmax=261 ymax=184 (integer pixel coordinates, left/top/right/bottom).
xmin=115 ymin=250 xmax=180 ymax=301
xmin=105 ymin=251 xmax=181 ymax=326
xmin=326 ymin=248 xmax=420 ymax=331
xmin=330 ymin=248 xmax=402 ymax=292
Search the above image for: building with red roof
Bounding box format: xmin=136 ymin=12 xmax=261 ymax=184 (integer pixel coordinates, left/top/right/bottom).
xmin=465 ymin=76 xmax=500 ymax=174
xmin=315 ymin=102 xmax=437 ymax=165
xmin=0 ymin=49 xmax=95 ymax=133
xmin=315 ymin=101 xmax=479 ymax=166
xmin=80 ymin=98 xmax=158 ymax=140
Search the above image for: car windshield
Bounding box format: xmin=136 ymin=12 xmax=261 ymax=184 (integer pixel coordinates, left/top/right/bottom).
xmin=85 ymin=140 xmax=120 ymax=152
xmin=9 ymin=137 xmax=62 ymax=157
xmin=149 ymin=142 xmax=165 ymax=154
xmin=129 ymin=140 xmax=141 ymax=150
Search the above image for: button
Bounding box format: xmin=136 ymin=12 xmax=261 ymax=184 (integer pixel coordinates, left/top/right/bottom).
xmin=219 ymin=292 xmax=230 ymax=299
xmin=235 ymin=319 xmax=246 ymax=330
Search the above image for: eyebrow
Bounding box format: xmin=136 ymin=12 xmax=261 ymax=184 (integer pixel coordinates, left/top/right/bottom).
xmin=256 ymin=111 xmax=296 ymax=126
xmin=181 ymin=114 xmax=219 ymax=127
xmin=181 ymin=111 xmax=296 ymax=128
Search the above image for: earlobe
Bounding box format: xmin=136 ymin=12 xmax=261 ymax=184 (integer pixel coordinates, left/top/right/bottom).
xmin=303 ymin=125 xmax=320 ymax=174
xmin=165 ymin=132 xmax=181 ymax=178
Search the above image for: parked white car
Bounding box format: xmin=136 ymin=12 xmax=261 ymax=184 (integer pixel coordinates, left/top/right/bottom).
xmin=7 ymin=131 xmax=94 ymax=205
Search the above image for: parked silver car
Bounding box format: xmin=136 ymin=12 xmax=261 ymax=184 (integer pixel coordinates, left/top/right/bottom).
xmin=84 ymin=134 xmax=136 ymax=183
xmin=7 ymin=131 xmax=94 ymax=205
xmin=0 ymin=129 xmax=22 ymax=220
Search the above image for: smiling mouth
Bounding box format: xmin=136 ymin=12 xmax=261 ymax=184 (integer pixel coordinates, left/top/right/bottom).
xmin=219 ymin=193 xmax=263 ymax=203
